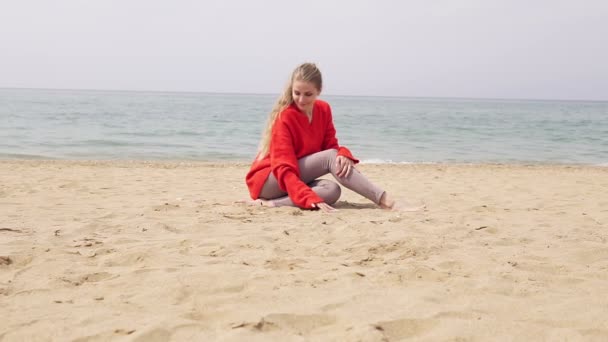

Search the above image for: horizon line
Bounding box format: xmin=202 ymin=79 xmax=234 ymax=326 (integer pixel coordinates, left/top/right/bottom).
xmin=1 ymin=86 xmax=606 ymax=103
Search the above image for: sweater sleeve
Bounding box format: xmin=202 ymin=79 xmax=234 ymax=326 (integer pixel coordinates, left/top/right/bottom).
xmin=270 ymin=118 xmax=324 ymax=209
xmin=321 ymin=104 xmax=360 ymax=163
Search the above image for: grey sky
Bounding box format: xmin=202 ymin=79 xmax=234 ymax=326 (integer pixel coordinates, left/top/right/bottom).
xmin=1 ymin=0 xmax=607 ymax=100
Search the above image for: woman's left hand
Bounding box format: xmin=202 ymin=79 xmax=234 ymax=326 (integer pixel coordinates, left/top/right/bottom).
xmin=336 ymin=155 xmax=355 ymax=178
xmin=313 ymin=202 xmax=338 ymax=213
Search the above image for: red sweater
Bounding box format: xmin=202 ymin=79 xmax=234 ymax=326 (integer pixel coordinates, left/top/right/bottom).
xmin=246 ymin=100 xmax=358 ymax=209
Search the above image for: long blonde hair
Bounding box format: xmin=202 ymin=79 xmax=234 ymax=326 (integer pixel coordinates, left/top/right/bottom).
xmin=256 ymin=63 xmax=323 ymax=160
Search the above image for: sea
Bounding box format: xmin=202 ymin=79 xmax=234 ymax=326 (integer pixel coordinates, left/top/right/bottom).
xmin=1 ymin=88 xmax=607 ymax=165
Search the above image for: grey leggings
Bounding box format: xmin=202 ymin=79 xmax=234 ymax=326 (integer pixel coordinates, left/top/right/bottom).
xmin=260 ymin=149 xmax=385 ymax=207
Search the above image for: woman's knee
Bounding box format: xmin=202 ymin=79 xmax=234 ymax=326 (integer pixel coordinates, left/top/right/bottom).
xmin=321 ymin=149 xmax=338 ymax=171
xmin=316 ymin=179 xmax=341 ymax=205
xmin=325 ymin=148 xmax=338 ymax=160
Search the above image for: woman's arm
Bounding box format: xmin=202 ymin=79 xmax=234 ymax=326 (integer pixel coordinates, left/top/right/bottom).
xmin=270 ymin=119 xmax=324 ymax=209
xmin=321 ymin=104 xmax=359 ymax=163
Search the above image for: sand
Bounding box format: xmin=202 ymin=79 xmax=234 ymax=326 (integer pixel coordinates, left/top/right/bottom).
xmin=1 ymin=160 xmax=607 ymax=341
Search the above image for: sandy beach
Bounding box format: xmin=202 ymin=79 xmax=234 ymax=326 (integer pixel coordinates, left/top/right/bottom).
xmin=1 ymin=160 xmax=607 ymax=341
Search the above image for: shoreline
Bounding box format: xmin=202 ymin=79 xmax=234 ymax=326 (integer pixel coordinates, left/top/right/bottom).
xmin=1 ymin=159 xmax=607 ymax=168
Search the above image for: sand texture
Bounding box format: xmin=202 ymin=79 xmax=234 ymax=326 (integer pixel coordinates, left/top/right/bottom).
xmin=1 ymin=161 xmax=608 ymax=341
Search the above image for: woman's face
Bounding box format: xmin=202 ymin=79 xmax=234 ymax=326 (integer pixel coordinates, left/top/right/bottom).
xmin=292 ymin=80 xmax=319 ymax=114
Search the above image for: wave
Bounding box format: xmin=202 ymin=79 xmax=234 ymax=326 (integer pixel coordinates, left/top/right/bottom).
xmin=0 ymin=153 xmax=56 ymax=160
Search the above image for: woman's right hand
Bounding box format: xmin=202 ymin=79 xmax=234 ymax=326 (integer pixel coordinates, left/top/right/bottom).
xmin=335 ymin=155 xmax=355 ymax=178
xmin=313 ymin=202 xmax=338 ymax=213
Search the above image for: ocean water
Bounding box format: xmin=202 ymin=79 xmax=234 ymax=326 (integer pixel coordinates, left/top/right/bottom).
xmin=1 ymin=88 xmax=607 ymax=165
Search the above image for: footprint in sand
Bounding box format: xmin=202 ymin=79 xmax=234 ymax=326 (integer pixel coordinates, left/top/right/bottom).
xmin=263 ymin=258 xmax=307 ymax=271
xmin=380 ymin=266 xmax=450 ymax=285
xmin=131 ymin=328 xmax=170 ymax=342
xmin=433 ymin=311 xmax=479 ymax=320
xmin=72 ymin=237 xmax=103 ymax=248
xmin=151 ymin=203 xmax=182 ymax=212
xmin=153 ymin=222 xmax=181 ymax=233
xmin=572 ymin=247 xmax=608 ymax=265
xmin=103 ymin=251 xmax=147 ymax=267
xmin=233 ymin=313 xmax=335 ymax=335
xmin=0 ymin=256 xmax=12 ymax=266
xmin=0 ymin=254 xmax=33 ymax=268
xmin=71 ymin=330 xmax=134 ymax=342
xmin=60 ymin=272 xmax=115 ymax=287
xmin=373 ymin=318 xmax=438 ymax=340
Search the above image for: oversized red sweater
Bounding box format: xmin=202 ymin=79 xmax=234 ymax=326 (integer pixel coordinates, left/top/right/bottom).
xmin=245 ymin=100 xmax=358 ymax=209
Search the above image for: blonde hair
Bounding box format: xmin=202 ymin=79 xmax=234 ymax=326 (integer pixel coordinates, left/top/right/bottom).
xmin=256 ymin=63 xmax=323 ymax=160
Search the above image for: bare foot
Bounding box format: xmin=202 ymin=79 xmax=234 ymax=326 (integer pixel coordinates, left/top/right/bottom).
xmin=235 ymin=199 xmax=275 ymax=207
xmin=379 ymin=192 xmax=426 ymax=212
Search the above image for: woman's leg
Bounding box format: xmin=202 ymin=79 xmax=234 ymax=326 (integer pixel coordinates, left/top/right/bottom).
xmin=260 ymin=179 xmax=341 ymax=207
xmin=260 ymin=149 xmax=385 ymax=207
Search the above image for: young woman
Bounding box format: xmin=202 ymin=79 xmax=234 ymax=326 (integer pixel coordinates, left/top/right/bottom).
xmin=245 ymin=63 xmax=422 ymax=213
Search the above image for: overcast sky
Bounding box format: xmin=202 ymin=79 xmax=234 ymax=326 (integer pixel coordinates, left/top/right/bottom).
xmin=1 ymin=0 xmax=607 ymax=100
